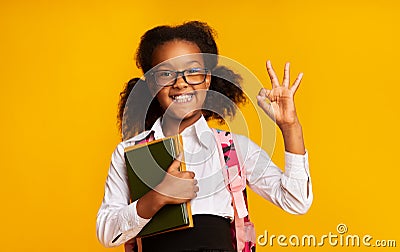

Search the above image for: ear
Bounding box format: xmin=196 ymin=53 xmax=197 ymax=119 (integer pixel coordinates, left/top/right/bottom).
xmin=205 ymin=72 xmax=211 ymax=89
xmin=145 ymin=78 xmax=158 ymax=96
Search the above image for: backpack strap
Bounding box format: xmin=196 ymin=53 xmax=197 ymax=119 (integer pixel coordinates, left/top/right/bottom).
xmin=212 ymin=128 xmax=256 ymax=252
xmin=134 ymin=131 xmax=155 ymax=145
xmin=212 ymin=129 xmax=248 ymax=218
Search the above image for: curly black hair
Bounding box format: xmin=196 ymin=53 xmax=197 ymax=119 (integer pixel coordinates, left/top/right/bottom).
xmin=118 ymin=21 xmax=247 ymax=140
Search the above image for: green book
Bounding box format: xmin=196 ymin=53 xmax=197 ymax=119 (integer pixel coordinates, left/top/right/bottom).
xmin=124 ymin=135 xmax=193 ymax=237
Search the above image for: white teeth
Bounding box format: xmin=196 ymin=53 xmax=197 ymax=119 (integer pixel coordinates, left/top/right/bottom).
xmin=172 ymin=94 xmax=193 ymax=103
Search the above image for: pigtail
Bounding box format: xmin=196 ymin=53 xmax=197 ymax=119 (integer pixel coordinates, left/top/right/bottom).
xmin=118 ymin=78 xmax=137 ymax=135
xmin=203 ymin=66 xmax=248 ymax=123
xmin=118 ymin=78 xmax=161 ymax=140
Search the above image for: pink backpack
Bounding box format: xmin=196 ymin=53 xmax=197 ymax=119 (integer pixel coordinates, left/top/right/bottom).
xmin=128 ymin=129 xmax=256 ymax=252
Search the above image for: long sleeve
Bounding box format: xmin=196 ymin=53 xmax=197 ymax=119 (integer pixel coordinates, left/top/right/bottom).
xmin=96 ymin=142 xmax=151 ymax=247
xmin=97 ymin=118 xmax=313 ymax=248
xmin=234 ymin=134 xmax=313 ymax=214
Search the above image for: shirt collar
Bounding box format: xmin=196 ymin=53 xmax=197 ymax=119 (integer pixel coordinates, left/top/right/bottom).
xmin=150 ymin=115 xmax=213 ymax=149
xmin=150 ymin=117 xmax=165 ymax=140
xmin=181 ymin=116 xmax=213 ymax=149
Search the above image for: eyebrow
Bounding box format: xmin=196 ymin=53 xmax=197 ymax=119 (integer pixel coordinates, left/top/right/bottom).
xmin=154 ymin=60 xmax=203 ymax=70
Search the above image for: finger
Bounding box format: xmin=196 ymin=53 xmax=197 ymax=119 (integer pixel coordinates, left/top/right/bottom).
xmin=174 ymin=171 xmax=195 ymax=181
xmin=266 ymin=60 xmax=280 ymax=88
xmin=193 ymin=185 xmax=199 ymax=197
xmin=257 ymin=96 xmax=274 ymax=118
xmin=193 ymin=179 xmax=198 ymax=185
xmin=184 ymin=171 xmax=195 ymax=179
xmin=257 ymin=88 xmax=267 ymax=97
xmin=263 ymin=103 xmax=275 ymax=120
xmin=257 ymin=88 xmax=272 ymax=101
xmin=265 ymin=89 xmax=272 ymax=101
xmin=167 ymin=157 xmax=182 ymax=173
xmin=282 ymin=62 xmax=290 ymax=88
xmin=291 ymin=72 xmax=303 ymax=95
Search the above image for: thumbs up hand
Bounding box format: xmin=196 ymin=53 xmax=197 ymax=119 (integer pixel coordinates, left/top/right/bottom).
xmin=154 ymin=154 xmax=199 ymax=205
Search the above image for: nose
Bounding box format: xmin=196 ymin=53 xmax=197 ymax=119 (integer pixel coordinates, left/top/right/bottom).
xmin=173 ymin=74 xmax=188 ymax=89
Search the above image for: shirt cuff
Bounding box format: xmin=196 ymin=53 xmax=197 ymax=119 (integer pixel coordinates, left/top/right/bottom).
xmin=128 ymin=201 xmax=152 ymax=227
xmin=284 ymin=150 xmax=310 ymax=180
xmin=117 ymin=201 xmax=152 ymax=244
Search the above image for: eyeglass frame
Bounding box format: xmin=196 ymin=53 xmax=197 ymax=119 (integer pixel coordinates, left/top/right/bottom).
xmin=148 ymin=68 xmax=209 ymax=87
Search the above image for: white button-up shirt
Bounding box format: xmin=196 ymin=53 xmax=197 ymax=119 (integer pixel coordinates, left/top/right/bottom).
xmin=96 ymin=116 xmax=313 ymax=247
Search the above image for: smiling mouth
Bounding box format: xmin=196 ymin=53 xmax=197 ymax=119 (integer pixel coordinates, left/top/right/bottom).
xmin=172 ymin=93 xmax=194 ymax=103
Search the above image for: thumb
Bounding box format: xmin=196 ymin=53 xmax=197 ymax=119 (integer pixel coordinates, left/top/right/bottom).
xmin=166 ymin=153 xmax=182 ymax=173
xmin=257 ymin=90 xmax=272 ymax=110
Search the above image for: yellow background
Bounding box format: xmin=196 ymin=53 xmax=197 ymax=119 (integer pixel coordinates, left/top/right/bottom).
xmin=1 ymin=0 xmax=399 ymax=251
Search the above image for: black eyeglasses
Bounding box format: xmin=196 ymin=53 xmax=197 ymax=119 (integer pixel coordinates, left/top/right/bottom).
xmin=149 ymin=68 xmax=209 ymax=87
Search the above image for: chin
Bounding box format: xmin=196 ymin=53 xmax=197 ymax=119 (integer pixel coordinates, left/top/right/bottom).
xmin=165 ymin=109 xmax=202 ymax=122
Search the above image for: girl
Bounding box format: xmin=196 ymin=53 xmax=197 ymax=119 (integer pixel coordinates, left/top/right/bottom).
xmin=97 ymin=21 xmax=313 ymax=252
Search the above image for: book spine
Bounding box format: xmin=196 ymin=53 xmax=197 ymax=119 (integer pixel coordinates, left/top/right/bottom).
xmin=175 ymin=135 xmax=193 ymax=228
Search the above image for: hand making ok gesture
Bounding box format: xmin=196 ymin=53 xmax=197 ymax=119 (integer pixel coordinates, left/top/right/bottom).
xmin=257 ymin=60 xmax=306 ymax=154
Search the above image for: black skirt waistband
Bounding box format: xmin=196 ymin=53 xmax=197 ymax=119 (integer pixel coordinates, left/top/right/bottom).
xmin=140 ymin=214 xmax=235 ymax=252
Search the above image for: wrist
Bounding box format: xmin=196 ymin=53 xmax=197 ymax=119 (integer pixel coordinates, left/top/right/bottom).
xmin=150 ymin=189 xmax=168 ymax=208
xmin=137 ymin=189 xmax=166 ymax=219
xmin=280 ymin=121 xmax=306 ymax=155
xmin=279 ymin=120 xmax=302 ymax=135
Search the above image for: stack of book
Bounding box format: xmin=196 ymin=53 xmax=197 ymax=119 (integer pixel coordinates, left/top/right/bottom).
xmin=124 ymin=135 xmax=193 ymax=237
